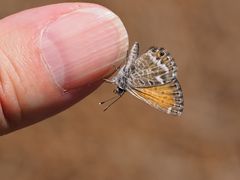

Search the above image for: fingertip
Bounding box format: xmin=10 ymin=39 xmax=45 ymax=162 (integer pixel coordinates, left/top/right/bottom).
xmin=40 ymin=4 xmax=129 ymax=90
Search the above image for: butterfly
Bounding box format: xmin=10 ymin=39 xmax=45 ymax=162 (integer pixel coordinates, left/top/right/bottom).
xmin=100 ymin=42 xmax=184 ymax=116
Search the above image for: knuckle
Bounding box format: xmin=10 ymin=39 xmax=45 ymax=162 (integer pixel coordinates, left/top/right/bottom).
xmin=0 ymin=48 xmax=23 ymax=133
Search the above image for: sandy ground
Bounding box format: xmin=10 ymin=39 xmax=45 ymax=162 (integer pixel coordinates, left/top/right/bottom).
xmin=0 ymin=0 xmax=240 ymax=180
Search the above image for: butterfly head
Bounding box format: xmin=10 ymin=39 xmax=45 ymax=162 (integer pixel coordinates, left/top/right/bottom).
xmin=105 ymin=68 xmax=127 ymax=96
xmin=113 ymin=86 xmax=125 ymax=96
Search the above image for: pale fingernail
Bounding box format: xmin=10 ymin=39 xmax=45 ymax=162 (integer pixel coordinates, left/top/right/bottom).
xmin=40 ymin=5 xmax=128 ymax=90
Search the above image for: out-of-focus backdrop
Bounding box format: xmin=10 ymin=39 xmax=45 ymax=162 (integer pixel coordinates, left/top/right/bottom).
xmin=1 ymin=0 xmax=240 ymax=180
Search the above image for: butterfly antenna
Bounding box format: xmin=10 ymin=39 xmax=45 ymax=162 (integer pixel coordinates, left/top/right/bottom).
xmin=99 ymin=95 xmax=118 ymax=105
xmin=103 ymin=95 xmax=123 ymax=111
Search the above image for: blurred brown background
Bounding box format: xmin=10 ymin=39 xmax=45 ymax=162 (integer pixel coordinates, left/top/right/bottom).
xmin=1 ymin=0 xmax=240 ymax=180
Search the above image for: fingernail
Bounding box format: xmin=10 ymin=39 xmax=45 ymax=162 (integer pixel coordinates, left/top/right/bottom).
xmin=40 ymin=5 xmax=128 ymax=90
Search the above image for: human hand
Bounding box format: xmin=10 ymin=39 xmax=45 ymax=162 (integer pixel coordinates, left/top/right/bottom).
xmin=0 ymin=3 xmax=129 ymax=135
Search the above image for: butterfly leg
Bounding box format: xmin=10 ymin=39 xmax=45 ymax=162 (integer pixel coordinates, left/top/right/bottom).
xmin=103 ymin=64 xmax=122 ymax=84
xmin=103 ymin=78 xmax=114 ymax=83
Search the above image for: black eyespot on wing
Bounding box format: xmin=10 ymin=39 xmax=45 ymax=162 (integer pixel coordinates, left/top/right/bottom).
xmin=160 ymin=52 xmax=165 ymax=56
xmin=149 ymin=46 xmax=158 ymax=52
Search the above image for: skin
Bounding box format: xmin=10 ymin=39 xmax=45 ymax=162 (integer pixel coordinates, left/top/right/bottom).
xmin=0 ymin=3 xmax=129 ymax=135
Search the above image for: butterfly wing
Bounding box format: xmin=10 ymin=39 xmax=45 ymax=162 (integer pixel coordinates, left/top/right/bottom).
xmin=125 ymin=46 xmax=183 ymax=115
xmin=127 ymin=47 xmax=177 ymax=88
xmin=127 ymin=79 xmax=184 ymax=115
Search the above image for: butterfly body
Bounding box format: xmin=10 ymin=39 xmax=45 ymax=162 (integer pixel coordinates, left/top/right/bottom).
xmin=104 ymin=42 xmax=184 ymax=116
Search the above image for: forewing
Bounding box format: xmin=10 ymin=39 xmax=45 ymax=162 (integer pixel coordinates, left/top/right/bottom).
xmin=127 ymin=47 xmax=177 ymax=87
xmin=125 ymin=42 xmax=139 ymax=69
xmin=127 ymin=79 xmax=184 ymax=115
